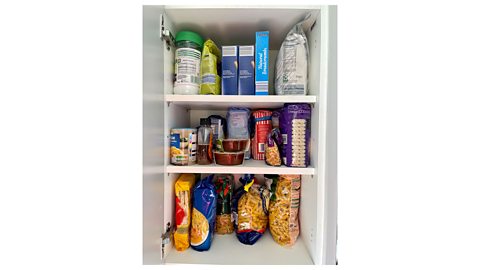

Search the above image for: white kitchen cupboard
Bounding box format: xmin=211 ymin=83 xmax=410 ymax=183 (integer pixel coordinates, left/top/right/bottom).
xmin=143 ymin=5 xmax=337 ymax=265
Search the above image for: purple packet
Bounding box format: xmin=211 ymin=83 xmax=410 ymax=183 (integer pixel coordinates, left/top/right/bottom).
xmin=279 ymin=103 xmax=311 ymax=167
xmin=265 ymin=128 xmax=283 ymax=166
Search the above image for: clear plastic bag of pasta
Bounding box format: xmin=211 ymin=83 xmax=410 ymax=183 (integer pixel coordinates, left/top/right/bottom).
xmin=232 ymin=174 xmax=270 ymax=245
xmin=266 ymin=174 xmax=301 ymax=247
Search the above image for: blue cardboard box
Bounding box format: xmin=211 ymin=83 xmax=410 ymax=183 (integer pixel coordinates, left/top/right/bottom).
xmin=255 ymin=31 xmax=269 ymax=95
xmin=238 ymin=45 xmax=255 ymax=95
xmin=221 ymin=46 xmax=238 ymax=95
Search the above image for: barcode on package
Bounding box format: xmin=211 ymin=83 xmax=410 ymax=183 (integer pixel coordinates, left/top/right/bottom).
xmin=222 ymin=46 xmax=237 ymax=56
xmin=259 ymin=143 xmax=265 ymax=153
xmin=239 ymin=46 xmax=254 ymax=56
xmin=255 ymin=81 xmax=268 ymax=93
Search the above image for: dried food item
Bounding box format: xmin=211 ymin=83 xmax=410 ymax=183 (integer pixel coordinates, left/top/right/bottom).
xmin=279 ymin=103 xmax=311 ymax=167
xmin=275 ymin=18 xmax=309 ymax=95
xmin=191 ymin=175 xmax=217 ymax=251
xmin=200 ymin=39 xmax=221 ymax=95
xmin=214 ymin=174 xmax=234 ymax=234
xmin=173 ymin=173 xmax=197 ymax=251
xmin=251 ymin=110 xmax=273 ymax=160
xmin=173 ymin=31 xmax=203 ymax=95
xmin=266 ymin=174 xmax=301 ymax=247
xmin=265 ymin=128 xmax=283 ymax=166
xmin=232 ymin=174 xmax=270 ymax=245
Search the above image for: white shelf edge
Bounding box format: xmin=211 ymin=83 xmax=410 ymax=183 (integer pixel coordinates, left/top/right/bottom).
xmin=165 ymin=94 xmax=317 ymax=104
xmin=165 ymin=160 xmax=315 ymax=175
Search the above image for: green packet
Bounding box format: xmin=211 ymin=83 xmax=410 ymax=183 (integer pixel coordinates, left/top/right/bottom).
xmin=200 ymin=39 xmax=221 ymax=95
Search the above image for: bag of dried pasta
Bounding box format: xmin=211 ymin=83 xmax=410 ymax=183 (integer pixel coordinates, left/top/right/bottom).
xmin=214 ymin=174 xmax=234 ymax=234
xmin=232 ymin=174 xmax=270 ymax=245
xmin=266 ymin=174 xmax=301 ymax=247
xmin=265 ymin=128 xmax=283 ymax=166
xmin=191 ymin=174 xmax=217 ymax=251
xmin=173 ymin=173 xmax=197 ymax=251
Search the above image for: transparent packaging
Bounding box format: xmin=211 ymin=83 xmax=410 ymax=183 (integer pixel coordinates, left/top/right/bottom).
xmin=197 ymin=118 xmax=213 ymax=165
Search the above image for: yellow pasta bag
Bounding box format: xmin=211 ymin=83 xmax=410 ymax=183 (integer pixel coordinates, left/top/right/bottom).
xmin=267 ymin=174 xmax=301 ymax=247
xmin=173 ymin=173 xmax=196 ymax=251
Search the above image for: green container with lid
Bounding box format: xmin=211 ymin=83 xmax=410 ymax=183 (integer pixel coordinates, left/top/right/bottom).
xmin=175 ymin=30 xmax=204 ymax=49
xmin=173 ymin=30 xmax=204 ymax=95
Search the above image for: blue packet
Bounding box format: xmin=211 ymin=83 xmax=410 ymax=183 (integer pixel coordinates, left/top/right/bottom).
xmin=232 ymin=174 xmax=270 ymax=245
xmin=191 ymin=174 xmax=217 ymax=251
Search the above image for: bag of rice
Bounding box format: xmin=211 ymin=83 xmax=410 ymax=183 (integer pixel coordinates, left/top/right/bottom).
xmin=232 ymin=174 xmax=270 ymax=245
xmin=266 ymin=174 xmax=301 ymax=247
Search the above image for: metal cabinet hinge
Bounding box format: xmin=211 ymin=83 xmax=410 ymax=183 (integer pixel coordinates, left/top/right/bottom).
xmin=161 ymin=222 xmax=172 ymax=258
xmin=160 ymin=14 xmax=175 ymax=47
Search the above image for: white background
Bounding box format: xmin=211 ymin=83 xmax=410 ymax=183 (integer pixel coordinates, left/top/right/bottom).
xmin=1 ymin=0 xmax=480 ymax=269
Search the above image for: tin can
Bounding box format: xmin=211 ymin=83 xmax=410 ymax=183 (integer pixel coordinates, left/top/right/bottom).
xmin=170 ymin=128 xmax=197 ymax=165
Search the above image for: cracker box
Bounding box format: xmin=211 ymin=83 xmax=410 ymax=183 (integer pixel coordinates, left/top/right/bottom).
xmin=238 ymin=45 xmax=255 ymax=95
xmin=255 ymin=31 xmax=269 ymax=95
xmin=221 ymin=46 xmax=238 ymax=95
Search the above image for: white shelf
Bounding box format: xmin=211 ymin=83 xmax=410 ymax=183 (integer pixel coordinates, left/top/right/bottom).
xmin=165 ymin=231 xmax=313 ymax=265
xmin=165 ymin=159 xmax=314 ymax=175
xmin=165 ymin=94 xmax=316 ymax=109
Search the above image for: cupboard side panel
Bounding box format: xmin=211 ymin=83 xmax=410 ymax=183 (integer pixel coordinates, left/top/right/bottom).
xmin=143 ymin=5 xmax=166 ymax=265
xmin=324 ymin=5 xmax=337 ymax=265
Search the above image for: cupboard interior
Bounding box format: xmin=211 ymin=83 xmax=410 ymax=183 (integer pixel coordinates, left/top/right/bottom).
xmin=162 ymin=7 xmax=322 ymax=97
xmin=156 ymin=6 xmax=325 ymax=265
xmin=163 ymin=173 xmax=318 ymax=265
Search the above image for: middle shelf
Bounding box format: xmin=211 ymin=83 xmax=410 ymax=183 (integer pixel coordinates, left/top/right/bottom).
xmin=165 ymin=159 xmax=315 ymax=175
xmin=165 ymin=94 xmax=317 ymax=109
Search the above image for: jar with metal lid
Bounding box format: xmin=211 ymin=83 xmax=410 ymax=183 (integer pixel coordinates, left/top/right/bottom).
xmin=173 ymin=31 xmax=204 ymax=95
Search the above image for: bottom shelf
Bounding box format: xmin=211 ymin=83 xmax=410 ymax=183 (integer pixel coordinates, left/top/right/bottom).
xmin=165 ymin=231 xmax=313 ymax=265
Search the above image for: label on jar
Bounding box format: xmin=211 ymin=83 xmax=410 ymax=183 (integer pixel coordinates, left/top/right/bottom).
xmin=175 ymin=48 xmax=201 ymax=85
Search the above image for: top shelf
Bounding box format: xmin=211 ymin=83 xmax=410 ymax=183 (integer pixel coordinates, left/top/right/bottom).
xmin=164 ymin=94 xmax=316 ymax=110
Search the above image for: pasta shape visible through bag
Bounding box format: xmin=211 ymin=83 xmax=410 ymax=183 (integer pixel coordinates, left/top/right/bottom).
xmin=268 ymin=175 xmax=301 ymax=247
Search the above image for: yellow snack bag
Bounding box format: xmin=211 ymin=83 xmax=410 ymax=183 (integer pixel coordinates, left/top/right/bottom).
xmin=173 ymin=173 xmax=196 ymax=251
xmin=200 ymin=39 xmax=221 ymax=95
